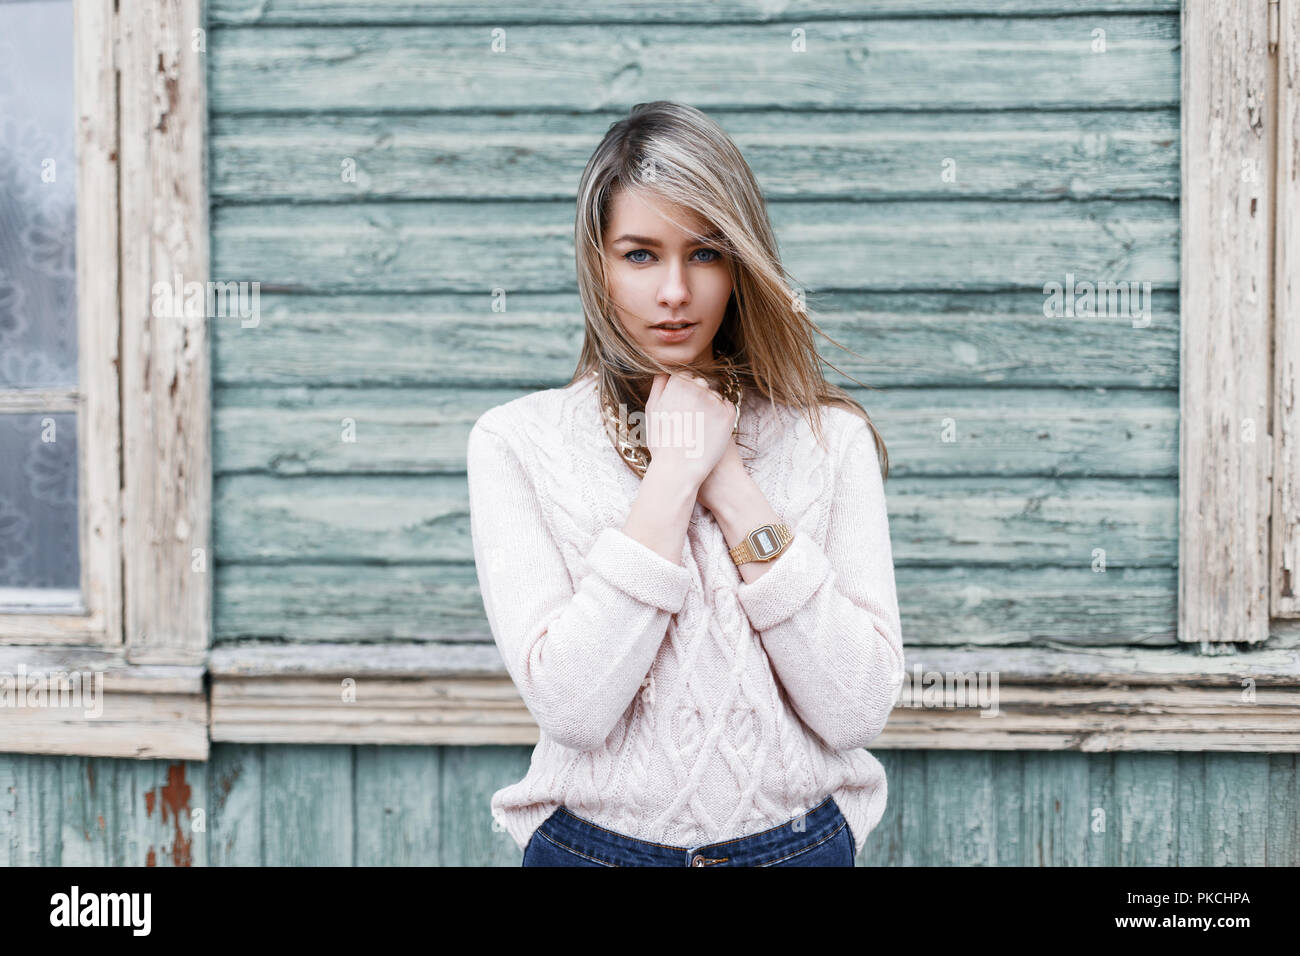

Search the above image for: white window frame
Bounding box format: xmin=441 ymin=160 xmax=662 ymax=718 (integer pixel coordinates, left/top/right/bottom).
xmin=1271 ymin=0 xmax=1300 ymax=619
xmin=0 ymin=0 xmax=208 ymax=759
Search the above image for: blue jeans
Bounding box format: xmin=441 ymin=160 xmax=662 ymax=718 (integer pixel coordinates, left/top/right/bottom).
xmin=521 ymin=794 xmax=855 ymax=867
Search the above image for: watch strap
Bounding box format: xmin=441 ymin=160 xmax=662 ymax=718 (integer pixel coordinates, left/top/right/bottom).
xmin=729 ymin=522 xmax=794 ymax=566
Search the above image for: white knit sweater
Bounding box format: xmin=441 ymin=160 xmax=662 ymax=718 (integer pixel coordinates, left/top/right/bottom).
xmin=467 ymin=369 xmax=905 ymax=857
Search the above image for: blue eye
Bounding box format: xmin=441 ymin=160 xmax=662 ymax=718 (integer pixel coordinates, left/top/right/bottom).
xmin=623 ymin=248 xmax=722 ymax=264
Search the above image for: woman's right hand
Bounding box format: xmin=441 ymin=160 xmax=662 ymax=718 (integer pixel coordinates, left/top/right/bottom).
xmin=643 ymin=371 xmax=737 ymax=487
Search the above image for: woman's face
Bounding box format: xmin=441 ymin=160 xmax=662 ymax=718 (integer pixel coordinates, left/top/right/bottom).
xmin=602 ymin=189 xmax=733 ymax=371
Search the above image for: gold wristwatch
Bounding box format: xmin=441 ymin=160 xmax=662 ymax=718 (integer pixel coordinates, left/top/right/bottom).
xmin=729 ymin=522 xmax=794 ymax=566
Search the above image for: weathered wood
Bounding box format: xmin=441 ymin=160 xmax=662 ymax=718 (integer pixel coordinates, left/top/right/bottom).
xmin=1179 ymin=0 xmax=1275 ymax=644
xmin=0 ymin=388 xmax=78 ymax=414
xmin=212 ymin=472 xmax=1177 ymax=565
xmin=206 ymin=639 xmax=1300 ymax=683
xmin=1273 ymin=0 xmax=1300 ymax=617
xmin=213 ymin=385 xmax=1177 ymax=477
xmin=206 ymin=17 xmax=1179 ymax=113
xmin=212 ymin=562 xmax=1179 ymax=647
xmin=259 ymin=746 xmax=352 ymax=865
xmin=210 ymin=199 xmax=1179 ymax=293
xmin=205 ymin=743 xmax=262 ymax=865
xmin=208 ymin=0 xmax=1181 ymax=26
xmin=0 ymin=647 xmax=208 ymax=759
xmin=353 ymin=745 xmax=443 ymax=865
xmin=117 ymin=0 xmax=212 ymax=665
xmin=0 ymin=694 xmax=209 ymax=760
xmin=8 ymin=747 xmax=1292 ymax=866
xmin=209 ymin=110 xmax=1179 ymax=202
xmin=53 ymin=757 xmax=207 ymax=866
xmin=210 ymin=292 xmax=1180 ymax=389
xmin=205 ymin=660 xmax=1300 ymax=749
xmin=0 ymin=646 xmax=206 ymax=693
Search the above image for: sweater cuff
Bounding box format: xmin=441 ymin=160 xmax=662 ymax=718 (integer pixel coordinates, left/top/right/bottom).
xmin=586 ymin=526 xmax=693 ymax=614
xmin=735 ymin=531 xmax=831 ymax=632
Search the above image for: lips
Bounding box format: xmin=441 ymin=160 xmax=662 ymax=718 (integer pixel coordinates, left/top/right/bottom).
xmin=650 ymin=321 xmax=698 ymax=343
xmin=651 ymin=321 xmax=696 ymax=329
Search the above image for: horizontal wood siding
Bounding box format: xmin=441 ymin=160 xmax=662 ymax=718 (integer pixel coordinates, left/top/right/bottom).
xmin=207 ymin=3 xmax=1182 ymax=652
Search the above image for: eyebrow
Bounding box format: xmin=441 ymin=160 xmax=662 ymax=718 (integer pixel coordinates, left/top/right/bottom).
xmin=611 ymin=232 xmax=725 ymax=247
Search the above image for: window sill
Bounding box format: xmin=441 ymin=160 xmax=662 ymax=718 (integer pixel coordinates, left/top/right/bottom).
xmin=0 ymin=646 xmax=208 ymax=759
xmin=207 ymin=640 xmax=1300 ymax=751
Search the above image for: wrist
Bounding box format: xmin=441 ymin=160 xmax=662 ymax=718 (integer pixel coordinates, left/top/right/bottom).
xmin=642 ymin=457 xmax=704 ymax=511
xmin=710 ymin=476 xmax=776 ymax=545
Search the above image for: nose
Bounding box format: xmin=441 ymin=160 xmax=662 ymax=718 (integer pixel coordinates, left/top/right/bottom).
xmin=656 ymin=258 xmax=691 ymax=308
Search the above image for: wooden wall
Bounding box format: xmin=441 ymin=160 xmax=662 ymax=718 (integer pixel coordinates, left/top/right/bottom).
xmin=3 ymin=747 xmax=1297 ymax=865
xmin=204 ymin=1 xmax=1182 ymax=650
xmin=19 ymin=2 xmax=1289 ymax=867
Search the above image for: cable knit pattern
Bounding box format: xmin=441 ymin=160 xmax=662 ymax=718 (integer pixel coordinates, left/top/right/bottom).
xmin=466 ymin=370 xmax=905 ymax=857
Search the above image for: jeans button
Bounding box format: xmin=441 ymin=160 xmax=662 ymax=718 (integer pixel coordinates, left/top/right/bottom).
xmin=691 ymin=855 xmax=705 ymax=866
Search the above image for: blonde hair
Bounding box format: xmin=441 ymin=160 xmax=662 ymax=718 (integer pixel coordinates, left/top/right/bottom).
xmin=568 ymin=100 xmax=889 ymax=480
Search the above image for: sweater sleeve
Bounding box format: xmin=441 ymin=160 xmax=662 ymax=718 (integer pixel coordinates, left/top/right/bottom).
xmin=466 ymin=415 xmax=693 ymax=752
xmin=735 ymin=414 xmax=905 ymax=752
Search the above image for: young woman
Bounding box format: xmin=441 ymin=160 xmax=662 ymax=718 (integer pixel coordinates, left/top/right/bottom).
xmin=466 ymin=101 xmax=905 ymax=867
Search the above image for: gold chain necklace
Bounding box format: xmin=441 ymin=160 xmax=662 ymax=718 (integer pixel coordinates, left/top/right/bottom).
xmin=600 ymin=361 xmax=743 ymax=478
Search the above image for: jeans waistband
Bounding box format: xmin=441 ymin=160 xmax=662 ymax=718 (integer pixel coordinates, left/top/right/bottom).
xmin=538 ymin=795 xmax=846 ymax=867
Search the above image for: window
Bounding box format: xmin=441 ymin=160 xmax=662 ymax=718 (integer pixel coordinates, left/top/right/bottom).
xmin=1271 ymin=0 xmax=1300 ymax=621
xmin=1182 ymin=0 xmax=1300 ymax=641
xmin=0 ymin=0 xmax=208 ymax=759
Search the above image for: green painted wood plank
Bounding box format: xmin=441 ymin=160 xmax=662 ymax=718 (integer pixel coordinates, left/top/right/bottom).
xmin=56 ymin=758 xmax=205 ymax=866
xmin=210 ymin=292 xmax=1179 ymax=389
xmin=439 ymin=745 xmax=527 ymax=866
xmin=212 ymin=385 xmax=1177 ymax=477
xmin=211 ymin=563 xmax=1178 ymax=646
xmin=0 ymin=755 xmax=63 ymax=866
xmin=207 ymin=743 xmax=265 ymax=865
xmin=1172 ymin=753 xmax=1207 ymax=866
xmin=1206 ymin=755 xmax=1270 ymax=866
xmin=353 ymin=745 xmax=441 ymax=865
xmin=215 ymin=562 xmax=488 ymax=642
xmin=1086 ymin=752 xmax=1115 ymax=864
xmin=1 ymin=749 xmax=1293 ymax=865
xmin=859 ymin=751 xmax=1291 ymax=866
xmin=260 ymin=746 xmax=354 ymax=864
xmin=212 ymin=472 xmax=1176 ymax=565
xmin=1025 ymin=750 xmax=1092 ymax=865
xmin=933 ymin=751 xmax=999 ymax=864
xmin=1265 ymin=754 xmax=1300 ymax=866
xmin=1113 ymin=752 xmax=1176 ymax=864
xmin=209 ymin=1 xmax=1181 ymax=27
xmin=206 ymin=17 xmax=1179 ymax=113
xmin=990 ymin=751 xmax=1026 ymax=864
xmin=210 ymin=199 xmax=1179 ymax=293
xmin=210 ymin=109 xmax=1179 ymax=202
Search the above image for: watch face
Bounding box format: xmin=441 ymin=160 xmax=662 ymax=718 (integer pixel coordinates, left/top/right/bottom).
xmin=749 ymin=524 xmax=780 ymax=558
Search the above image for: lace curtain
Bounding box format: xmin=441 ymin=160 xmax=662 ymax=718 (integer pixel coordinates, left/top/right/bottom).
xmin=0 ymin=0 xmax=80 ymax=591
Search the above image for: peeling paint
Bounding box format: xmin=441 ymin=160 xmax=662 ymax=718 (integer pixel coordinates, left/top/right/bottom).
xmin=144 ymin=763 xmax=194 ymax=866
xmin=216 ymin=764 xmax=242 ymax=812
